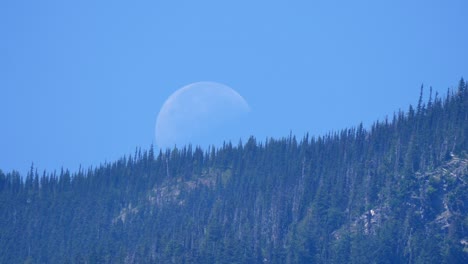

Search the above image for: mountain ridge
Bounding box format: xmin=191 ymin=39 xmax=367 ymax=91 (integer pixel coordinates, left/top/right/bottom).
xmin=0 ymin=80 xmax=467 ymax=263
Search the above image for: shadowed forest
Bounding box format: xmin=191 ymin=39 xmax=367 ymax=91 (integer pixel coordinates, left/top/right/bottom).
xmin=1 ymin=80 xmax=467 ymax=263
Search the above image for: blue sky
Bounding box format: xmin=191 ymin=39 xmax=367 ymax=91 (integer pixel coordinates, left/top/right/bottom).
xmin=1 ymin=0 xmax=467 ymax=175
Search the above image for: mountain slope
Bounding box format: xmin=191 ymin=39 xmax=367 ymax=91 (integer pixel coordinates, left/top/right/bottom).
xmin=0 ymin=81 xmax=467 ymax=263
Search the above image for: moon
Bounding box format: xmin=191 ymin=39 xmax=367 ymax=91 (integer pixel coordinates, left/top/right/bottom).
xmin=155 ymin=82 xmax=250 ymax=149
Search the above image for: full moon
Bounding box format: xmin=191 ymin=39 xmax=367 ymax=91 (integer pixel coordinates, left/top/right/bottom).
xmin=155 ymin=82 xmax=250 ymax=150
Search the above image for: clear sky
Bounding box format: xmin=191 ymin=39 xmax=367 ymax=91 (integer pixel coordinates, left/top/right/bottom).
xmin=1 ymin=0 xmax=467 ymax=175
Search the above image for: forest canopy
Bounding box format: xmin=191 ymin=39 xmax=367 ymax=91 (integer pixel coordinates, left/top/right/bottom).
xmin=0 ymin=80 xmax=467 ymax=263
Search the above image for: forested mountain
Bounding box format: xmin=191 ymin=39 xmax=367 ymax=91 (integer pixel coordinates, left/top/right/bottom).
xmin=1 ymin=80 xmax=467 ymax=263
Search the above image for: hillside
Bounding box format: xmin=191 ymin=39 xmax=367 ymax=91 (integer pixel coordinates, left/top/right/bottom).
xmin=1 ymin=81 xmax=467 ymax=263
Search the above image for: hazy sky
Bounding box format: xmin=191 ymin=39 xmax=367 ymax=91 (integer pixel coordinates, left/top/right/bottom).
xmin=1 ymin=0 xmax=467 ymax=175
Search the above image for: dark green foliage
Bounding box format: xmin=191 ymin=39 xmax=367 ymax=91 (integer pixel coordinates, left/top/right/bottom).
xmin=0 ymin=81 xmax=467 ymax=263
